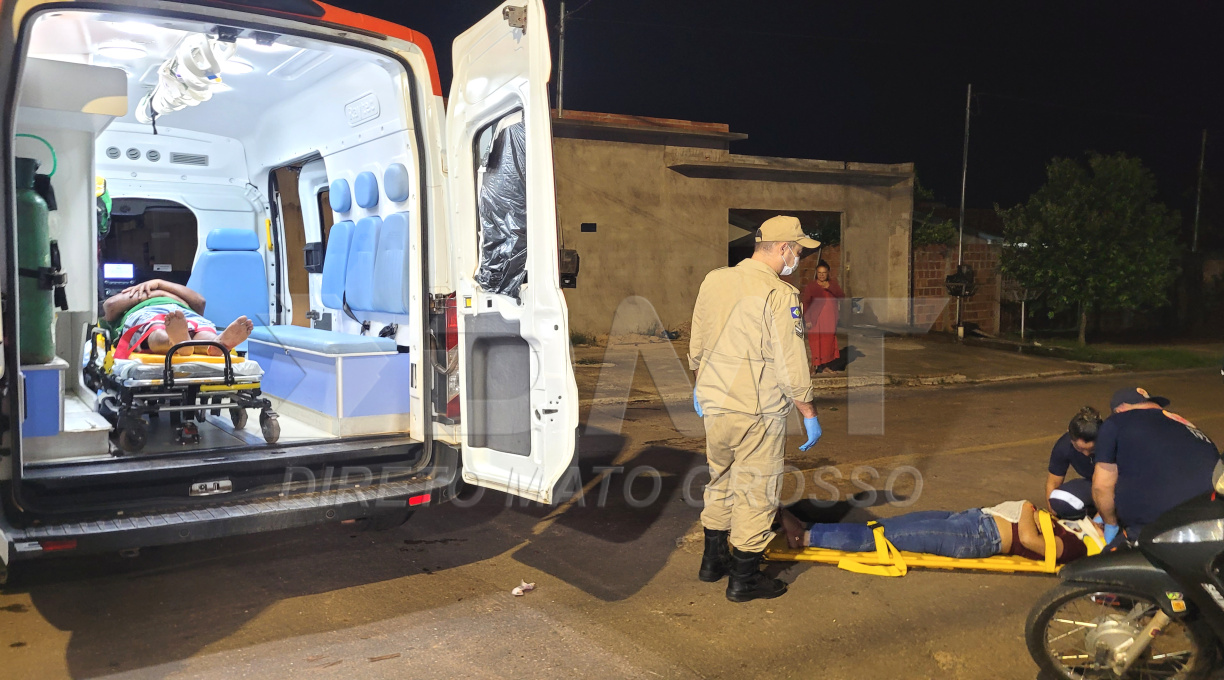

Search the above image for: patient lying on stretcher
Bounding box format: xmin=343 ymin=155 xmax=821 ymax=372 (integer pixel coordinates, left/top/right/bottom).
xmin=102 ymin=279 xmax=253 ymax=359
xmin=779 ymin=501 xmax=1104 ymax=565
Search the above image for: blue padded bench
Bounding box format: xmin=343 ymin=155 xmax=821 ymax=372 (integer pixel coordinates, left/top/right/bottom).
xmin=246 ymin=325 xmax=412 ymax=436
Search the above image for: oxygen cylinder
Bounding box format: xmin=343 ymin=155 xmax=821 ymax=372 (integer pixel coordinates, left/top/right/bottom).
xmin=16 ymin=156 xmax=54 ymax=365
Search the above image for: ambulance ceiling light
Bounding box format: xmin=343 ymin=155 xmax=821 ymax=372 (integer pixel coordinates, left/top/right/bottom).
xmin=98 ymin=42 xmax=147 ymax=60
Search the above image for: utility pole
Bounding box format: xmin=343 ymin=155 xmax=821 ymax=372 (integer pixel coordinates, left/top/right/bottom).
xmin=557 ymin=1 xmax=567 ymax=117
xmin=955 ymin=83 xmax=972 ymax=333
xmin=1192 ymin=129 xmax=1207 ymax=253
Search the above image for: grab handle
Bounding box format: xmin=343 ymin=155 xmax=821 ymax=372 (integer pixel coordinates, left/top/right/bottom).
xmin=163 ymin=341 xmax=234 ymax=387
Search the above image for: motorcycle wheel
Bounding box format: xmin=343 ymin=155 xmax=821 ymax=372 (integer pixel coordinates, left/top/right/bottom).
xmin=1026 ymin=583 xmax=1215 ymax=680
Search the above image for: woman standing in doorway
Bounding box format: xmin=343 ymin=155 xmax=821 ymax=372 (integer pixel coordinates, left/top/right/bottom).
xmin=800 ymin=261 xmax=844 ymax=372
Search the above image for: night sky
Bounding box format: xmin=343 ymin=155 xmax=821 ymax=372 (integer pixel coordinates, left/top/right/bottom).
xmin=331 ymin=0 xmax=1222 ymax=227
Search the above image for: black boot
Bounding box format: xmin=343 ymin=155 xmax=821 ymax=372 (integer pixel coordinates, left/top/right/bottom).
xmin=698 ymin=528 xmax=731 ymax=582
xmin=725 ymin=547 xmax=788 ymax=602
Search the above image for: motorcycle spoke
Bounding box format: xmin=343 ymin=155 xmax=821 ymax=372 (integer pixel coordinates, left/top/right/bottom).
xmin=1049 ymin=624 xmax=1095 ymax=644
xmin=1041 ymin=591 xmax=1200 ymax=680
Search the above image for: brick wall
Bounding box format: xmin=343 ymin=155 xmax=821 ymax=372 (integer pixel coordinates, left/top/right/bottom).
xmin=912 ymin=241 xmax=1001 ymax=334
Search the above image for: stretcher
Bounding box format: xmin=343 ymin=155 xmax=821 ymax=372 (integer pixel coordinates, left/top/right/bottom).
xmin=764 ymin=510 xmax=1100 ymax=576
xmin=83 ymin=326 xmax=280 ymax=453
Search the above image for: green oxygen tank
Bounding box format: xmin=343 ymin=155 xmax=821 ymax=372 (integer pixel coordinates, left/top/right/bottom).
xmin=16 ymin=156 xmax=54 ymax=365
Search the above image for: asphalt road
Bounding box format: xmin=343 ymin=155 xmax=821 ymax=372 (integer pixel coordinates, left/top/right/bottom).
xmin=3 ymin=368 xmax=1223 ymax=679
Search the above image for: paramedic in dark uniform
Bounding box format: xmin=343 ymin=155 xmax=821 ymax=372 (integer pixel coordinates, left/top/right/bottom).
xmin=1045 ymin=406 xmax=1102 ymax=517
xmin=1093 ymin=388 xmax=1220 ymax=546
xmin=689 ymin=215 xmax=822 ymax=603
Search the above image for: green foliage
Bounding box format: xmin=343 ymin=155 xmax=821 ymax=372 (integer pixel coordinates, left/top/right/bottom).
xmin=803 ymin=213 xmax=842 ymax=247
xmin=1036 ymin=341 xmax=1219 ymax=371
xmin=914 ymin=176 xmax=937 ymax=202
xmin=912 ymin=175 xmax=957 ymax=246
xmin=999 ymin=153 xmax=1181 ymax=320
xmin=913 ymin=212 xmax=957 ymax=246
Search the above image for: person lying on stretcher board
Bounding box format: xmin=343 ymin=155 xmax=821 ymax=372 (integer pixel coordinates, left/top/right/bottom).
xmin=102 ymin=279 xmax=254 ymax=360
xmin=778 ymin=501 xmax=1106 ymax=565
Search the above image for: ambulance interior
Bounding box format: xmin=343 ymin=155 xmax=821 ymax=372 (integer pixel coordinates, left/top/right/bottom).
xmin=12 ymin=10 xmax=431 ymax=466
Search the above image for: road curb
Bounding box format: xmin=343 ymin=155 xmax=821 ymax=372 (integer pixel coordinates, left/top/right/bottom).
xmin=578 ymin=366 xmax=1116 ymax=407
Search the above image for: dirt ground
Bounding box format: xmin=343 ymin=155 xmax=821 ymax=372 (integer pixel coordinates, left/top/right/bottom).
xmin=2 ymin=368 xmax=1223 ymax=679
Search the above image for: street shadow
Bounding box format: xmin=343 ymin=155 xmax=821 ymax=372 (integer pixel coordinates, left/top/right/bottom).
xmin=817 ymin=344 xmax=865 ymax=372
xmin=511 ymin=443 xmax=705 ymax=601
xmin=13 ymin=426 xmax=721 ymax=677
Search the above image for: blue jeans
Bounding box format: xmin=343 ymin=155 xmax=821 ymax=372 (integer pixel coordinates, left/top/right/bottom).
xmin=807 ymin=509 xmax=1003 ymax=559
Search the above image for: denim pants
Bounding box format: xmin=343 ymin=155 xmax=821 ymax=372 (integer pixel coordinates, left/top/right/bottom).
xmin=806 ymin=509 xmax=1003 ymax=559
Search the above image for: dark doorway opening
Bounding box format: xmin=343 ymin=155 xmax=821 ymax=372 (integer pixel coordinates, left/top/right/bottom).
xmin=101 ymin=198 xmax=198 ymax=287
xmin=727 ymin=209 xmax=842 ymax=284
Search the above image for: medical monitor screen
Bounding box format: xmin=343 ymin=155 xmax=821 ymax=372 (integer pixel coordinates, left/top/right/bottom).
xmin=103 ymin=263 xmax=135 ymax=280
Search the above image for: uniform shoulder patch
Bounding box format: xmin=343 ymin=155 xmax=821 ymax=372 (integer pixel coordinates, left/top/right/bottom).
xmin=791 ymin=306 xmax=801 ymax=319
xmin=794 ymin=320 xmax=804 ymax=337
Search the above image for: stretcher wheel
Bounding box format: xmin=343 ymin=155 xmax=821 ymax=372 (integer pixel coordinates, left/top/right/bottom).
xmin=260 ymin=410 xmax=280 ymax=444
xmin=230 ymin=407 xmax=248 ymax=430
xmin=118 ymin=422 xmax=147 ymax=453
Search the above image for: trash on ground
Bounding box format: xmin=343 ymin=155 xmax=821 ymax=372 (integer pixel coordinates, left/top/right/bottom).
xmin=511 ymin=580 xmax=536 ymax=596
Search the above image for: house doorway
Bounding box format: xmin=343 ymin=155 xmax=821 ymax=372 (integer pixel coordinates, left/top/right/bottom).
xmin=727 ymin=209 xmax=842 ymax=288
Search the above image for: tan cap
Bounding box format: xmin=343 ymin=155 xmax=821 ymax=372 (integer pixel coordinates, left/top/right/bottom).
xmin=755 ymin=215 xmax=820 ymax=249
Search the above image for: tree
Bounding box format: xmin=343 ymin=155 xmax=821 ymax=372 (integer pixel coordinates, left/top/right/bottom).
xmin=912 ymin=176 xmax=957 ymax=246
xmin=999 ymin=153 xmax=1181 ymax=346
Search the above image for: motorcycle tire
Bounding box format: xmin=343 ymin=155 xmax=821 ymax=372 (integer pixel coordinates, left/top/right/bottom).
xmin=1026 ymin=582 xmax=1216 ymax=680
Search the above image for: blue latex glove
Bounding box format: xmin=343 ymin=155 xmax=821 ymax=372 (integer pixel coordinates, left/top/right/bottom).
xmin=1103 ymin=523 xmax=1120 ymax=544
xmin=799 ymin=416 xmax=822 ymax=451
xmin=693 ymin=391 xmax=703 ymax=418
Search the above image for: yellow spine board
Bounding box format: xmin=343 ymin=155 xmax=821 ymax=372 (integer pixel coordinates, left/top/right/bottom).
xmin=765 ymin=510 xmax=1065 ymax=576
xmin=127 ymin=352 xmax=244 ymax=365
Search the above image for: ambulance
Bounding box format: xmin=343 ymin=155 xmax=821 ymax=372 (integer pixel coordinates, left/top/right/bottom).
xmin=0 ymin=0 xmax=578 ymax=581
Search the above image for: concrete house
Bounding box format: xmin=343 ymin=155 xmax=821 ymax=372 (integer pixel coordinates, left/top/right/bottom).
xmin=551 ymin=110 xmax=915 ymax=339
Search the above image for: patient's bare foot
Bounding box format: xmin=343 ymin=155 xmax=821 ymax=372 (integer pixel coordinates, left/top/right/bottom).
xmin=779 ymin=508 xmax=807 ymax=549
xmin=213 ymin=316 xmax=254 ymax=354
xmin=164 ymin=310 xmax=193 ymax=357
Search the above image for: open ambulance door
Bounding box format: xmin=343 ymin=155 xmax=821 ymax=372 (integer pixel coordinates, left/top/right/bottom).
xmin=447 ymin=0 xmax=578 ymax=505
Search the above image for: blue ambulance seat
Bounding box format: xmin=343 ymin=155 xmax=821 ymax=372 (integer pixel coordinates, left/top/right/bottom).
xmin=354 ymin=171 xmax=379 ymax=209
xmin=249 ymin=216 xmax=395 ymax=359
xmin=383 ymin=164 xmax=410 ymax=203
xmin=248 ymin=325 xmax=395 ymax=354
xmin=321 ymin=220 xmax=354 ymax=310
xmin=329 ymin=178 xmax=352 ymax=213
xmin=186 ymin=228 xmax=269 ymax=327
xmin=372 ymin=212 xmax=411 ymax=314
xmin=345 ymin=216 xmax=382 ymax=312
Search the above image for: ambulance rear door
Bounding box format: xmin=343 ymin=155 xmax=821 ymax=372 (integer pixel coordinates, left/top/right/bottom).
xmin=446 ymin=0 xmax=578 ymax=505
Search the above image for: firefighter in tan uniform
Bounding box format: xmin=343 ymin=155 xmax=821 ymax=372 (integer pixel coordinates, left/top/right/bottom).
xmin=689 ymin=215 xmax=822 ymax=603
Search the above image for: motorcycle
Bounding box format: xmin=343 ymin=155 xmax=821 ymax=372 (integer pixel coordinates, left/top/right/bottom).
xmin=1025 ymin=461 xmax=1224 ymax=679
